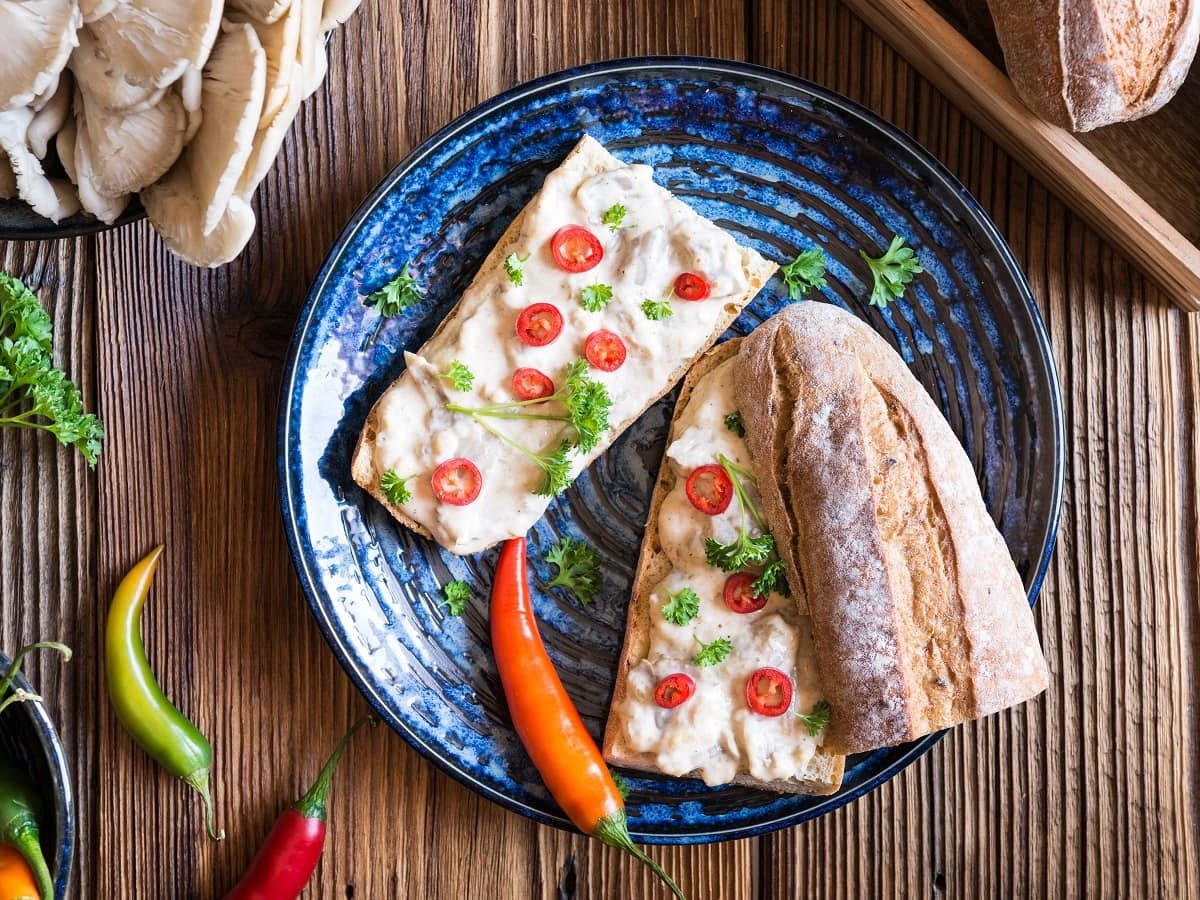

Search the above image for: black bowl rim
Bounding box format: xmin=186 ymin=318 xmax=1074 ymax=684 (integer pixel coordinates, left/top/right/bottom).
xmin=0 ymin=652 xmax=74 ymax=897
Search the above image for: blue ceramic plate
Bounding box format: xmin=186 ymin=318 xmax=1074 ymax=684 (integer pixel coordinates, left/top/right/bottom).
xmin=279 ymin=57 xmax=1064 ymax=843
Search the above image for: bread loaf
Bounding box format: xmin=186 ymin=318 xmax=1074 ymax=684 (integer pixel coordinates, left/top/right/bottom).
xmin=987 ymin=0 xmax=1199 ymax=131
xmin=735 ymin=303 xmax=1049 ymax=755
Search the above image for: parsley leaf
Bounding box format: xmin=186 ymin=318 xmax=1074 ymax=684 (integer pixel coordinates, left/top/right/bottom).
xmin=602 ymin=203 xmax=628 ymax=231
xmin=441 ymin=360 xmax=474 ymax=392
xmin=751 ymin=559 xmax=789 ymax=598
xmin=0 ymin=273 xmax=104 ymax=466
xmin=693 ymin=635 xmax=733 ymax=667
xmin=365 ymin=263 xmax=423 ymax=316
xmin=860 ymin=235 xmax=923 ymax=308
xmin=610 ymin=767 xmax=630 ymax=799
xmin=794 ymin=699 xmax=832 ymax=736
xmin=724 ymin=411 xmax=744 ymax=437
xmin=379 ymin=469 xmax=413 ymax=505
xmin=504 ymin=252 xmax=530 ymax=287
xmin=661 ymin=587 xmax=700 ymax=626
xmin=780 ymin=248 xmax=828 ymax=299
xmin=641 ymin=297 xmax=673 ymax=321
xmin=441 ymin=579 xmax=472 ymax=616
xmin=579 ymin=283 xmax=614 ymax=312
xmin=546 ymin=536 xmax=602 ymax=604
xmin=531 ymin=440 xmax=574 ymax=497
xmin=703 ymin=454 xmax=774 ymax=572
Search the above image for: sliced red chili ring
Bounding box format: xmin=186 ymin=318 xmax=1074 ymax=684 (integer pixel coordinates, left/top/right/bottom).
xmin=723 ymin=572 xmax=769 ymax=614
xmin=550 ymin=225 xmax=603 ymax=273
xmin=684 ymin=464 xmax=733 ymax=515
xmin=431 ymin=457 xmax=482 ymax=506
xmin=512 ymin=367 xmax=555 ymax=400
xmin=654 ymin=673 xmax=695 ymax=709
xmin=673 ymin=272 xmax=710 ymax=301
xmin=515 ymin=303 xmax=564 ymax=346
xmin=584 ymin=329 xmax=627 ymax=372
xmin=745 ymin=667 xmax=793 ymax=717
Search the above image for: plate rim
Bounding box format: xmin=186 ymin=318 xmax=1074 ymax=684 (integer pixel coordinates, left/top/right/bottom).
xmin=277 ymin=54 xmax=1066 ymax=844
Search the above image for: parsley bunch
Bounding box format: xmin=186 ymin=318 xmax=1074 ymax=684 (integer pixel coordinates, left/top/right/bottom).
xmin=445 ymin=360 xmax=611 ymax=495
xmin=703 ymin=454 xmax=774 ymax=572
xmin=546 ymin=536 xmax=603 ymax=604
xmin=860 ymin=235 xmax=923 ymax=308
xmin=0 ymin=273 xmax=104 ymax=466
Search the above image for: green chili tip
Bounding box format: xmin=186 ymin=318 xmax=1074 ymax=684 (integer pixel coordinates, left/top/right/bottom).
xmin=185 ymin=767 xmax=224 ymax=842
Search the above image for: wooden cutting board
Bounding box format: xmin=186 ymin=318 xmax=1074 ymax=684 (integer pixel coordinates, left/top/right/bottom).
xmin=842 ymin=0 xmax=1200 ymax=312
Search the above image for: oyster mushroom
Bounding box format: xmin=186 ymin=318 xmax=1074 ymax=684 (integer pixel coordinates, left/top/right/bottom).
xmin=179 ymin=64 xmax=202 ymax=141
xmin=186 ymin=20 xmax=266 ymax=234
xmin=80 ymin=89 xmax=186 ymax=194
xmin=226 ymin=0 xmax=291 ymax=25
xmin=229 ymin=0 xmax=300 ymax=124
xmin=72 ymin=100 xmax=129 ymax=222
xmin=70 ymin=26 xmax=168 ymax=113
xmin=85 ymin=0 xmax=222 ymax=93
xmin=320 ymin=0 xmax=361 ymax=33
xmin=28 ymin=74 xmax=72 ymax=159
xmin=143 ymin=165 xmax=256 ymax=267
xmin=297 ymin=0 xmax=327 ymax=100
xmin=0 ymin=107 xmax=80 ymax=221
xmin=80 ymin=0 xmax=121 ymax=23
xmin=56 ymin=116 xmax=77 ymax=183
xmin=0 ymin=1 xmax=81 ymax=111
xmin=0 ymin=152 xmax=16 ymax=200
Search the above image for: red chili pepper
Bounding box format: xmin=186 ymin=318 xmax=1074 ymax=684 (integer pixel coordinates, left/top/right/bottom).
xmin=223 ymin=716 xmax=373 ymax=900
xmin=490 ymin=538 xmax=685 ymax=899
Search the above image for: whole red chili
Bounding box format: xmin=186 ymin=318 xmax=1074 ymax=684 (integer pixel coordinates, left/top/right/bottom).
xmin=490 ymin=538 xmax=684 ymax=898
xmin=223 ymin=716 xmax=374 ymax=900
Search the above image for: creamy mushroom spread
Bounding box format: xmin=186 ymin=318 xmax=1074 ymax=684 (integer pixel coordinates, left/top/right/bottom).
xmin=615 ymin=356 xmax=827 ymax=786
xmin=365 ymin=136 xmax=765 ymax=554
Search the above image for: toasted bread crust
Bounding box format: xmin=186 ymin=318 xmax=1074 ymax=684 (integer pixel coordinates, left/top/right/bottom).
xmin=735 ymin=303 xmax=1049 ymax=755
xmin=602 ymin=339 xmax=846 ymax=796
xmin=352 ymin=135 xmax=777 ymax=554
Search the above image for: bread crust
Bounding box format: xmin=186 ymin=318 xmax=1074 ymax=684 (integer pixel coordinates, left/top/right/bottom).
xmin=735 ymin=303 xmax=1049 ymax=755
xmin=351 ymin=135 xmax=777 ymax=554
xmin=987 ymin=0 xmax=1200 ymax=131
xmin=601 ymin=339 xmax=846 ymax=797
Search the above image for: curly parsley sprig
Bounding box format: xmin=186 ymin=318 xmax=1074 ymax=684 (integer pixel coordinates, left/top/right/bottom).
xmin=860 ymin=235 xmax=923 ymax=308
xmin=379 ymin=469 xmax=414 ymax=505
xmin=602 ymin=203 xmax=628 ymax=231
xmin=546 ymin=536 xmax=603 ymax=604
xmin=0 ymin=273 xmax=104 ymax=466
xmin=703 ymin=454 xmax=774 ymax=572
xmin=441 ymin=360 xmax=474 ymax=392
xmin=504 ymin=252 xmax=530 ymax=286
xmin=693 ymin=635 xmax=733 ymax=667
xmin=795 ymin=700 xmax=832 ymax=736
xmin=441 ymin=580 xmax=472 ymax=616
xmin=661 ymin=587 xmax=700 ymax=626
xmin=365 ymin=263 xmax=424 ymax=316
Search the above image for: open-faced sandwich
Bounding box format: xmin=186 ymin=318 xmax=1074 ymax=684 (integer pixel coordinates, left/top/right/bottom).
xmin=352 ymin=135 xmax=777 ymax=555
xmin=603 ymin=302 xmax=1050 ymax=793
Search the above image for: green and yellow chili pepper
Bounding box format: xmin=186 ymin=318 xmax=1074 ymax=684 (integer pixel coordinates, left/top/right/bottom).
xmin=106 ymin=545 xmax=223 ymax=840
xmin=0 ymin=760 xmax=51 ymax=900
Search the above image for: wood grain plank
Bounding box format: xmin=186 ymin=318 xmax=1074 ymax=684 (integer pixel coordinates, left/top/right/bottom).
xmin=754 ymin=3 xmax=1198 ymax=900
xmin=0 ymin=238 xmax=97 ymax=899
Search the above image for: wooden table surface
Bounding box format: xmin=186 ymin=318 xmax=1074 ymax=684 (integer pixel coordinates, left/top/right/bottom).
xmin=1 ymin=1 xmax=1196 ymax=897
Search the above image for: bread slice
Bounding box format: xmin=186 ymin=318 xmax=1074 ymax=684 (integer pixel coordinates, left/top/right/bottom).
xmin=735 ymin=303 xmax=1049 ymax=755
xmin=352 ymin=134 xmax=777 ymax=555
xmin=987 ymin=0 xmax=1199 ymax=131
xmin=602 ymin=339 xmax=846 ymax=796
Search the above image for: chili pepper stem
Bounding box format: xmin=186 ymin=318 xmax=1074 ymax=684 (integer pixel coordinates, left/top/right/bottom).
xmin=0 ymin=642 xmax=72 ymax=714
xmin=593 ymin=810 xmax=685 ymax=900
xmin=184 ymin=767 xmax=224 ymax=842
xmin=13 ymin=830 xmax=52 ymax=900
xmin=294 ymin=716 xmax=376 ymax=820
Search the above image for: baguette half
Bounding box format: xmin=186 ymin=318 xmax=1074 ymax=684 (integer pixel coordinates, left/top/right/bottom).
xmin=603 ymin=339 xmax=846 ymax=796
xmin=735 ymin=303 xmax=1049 ymax=755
